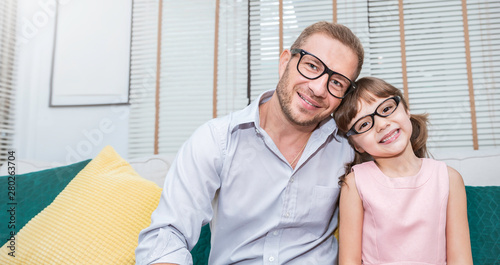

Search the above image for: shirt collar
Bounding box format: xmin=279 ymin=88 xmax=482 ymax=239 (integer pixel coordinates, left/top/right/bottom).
xmin=229 ymin=89 xmax=338 ymax=136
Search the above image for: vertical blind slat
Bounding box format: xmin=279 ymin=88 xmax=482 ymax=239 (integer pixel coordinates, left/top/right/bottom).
xmin=0 ymin=0 xmax=17 ymax=165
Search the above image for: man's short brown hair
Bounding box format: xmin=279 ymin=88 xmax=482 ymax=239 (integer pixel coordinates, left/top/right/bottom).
xmin=291 ymin=21 xmax=364 ymax=79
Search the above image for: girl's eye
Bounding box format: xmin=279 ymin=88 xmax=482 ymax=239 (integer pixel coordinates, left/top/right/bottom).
xmin=356 ymin=120 xmax=371 ymax=131
xmin=382 ymin=106 xmax=393 ymax=114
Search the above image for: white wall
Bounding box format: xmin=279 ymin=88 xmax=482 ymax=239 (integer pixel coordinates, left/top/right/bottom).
xmin=14 ymin=0 xmax=130 ymax=165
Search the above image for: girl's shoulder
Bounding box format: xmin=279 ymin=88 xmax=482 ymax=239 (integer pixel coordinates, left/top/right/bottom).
xmin=446 ymin=165 xmax=465 ymax=188
xmin=422 ymin=157 xmax=446 ymax=165
xmin=351 ymin=160 xmax=376 ymax=171
xmin=350 ymin=161 xmax=379 ymax=185
xmin=421 ymin=158 xmax=449 ymax=173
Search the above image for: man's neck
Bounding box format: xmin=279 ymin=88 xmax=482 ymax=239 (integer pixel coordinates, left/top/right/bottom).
xmin=258 ymin=95 xmax=317 ymax=142
xmin=259 ymin=95 xmax=318 ymax=168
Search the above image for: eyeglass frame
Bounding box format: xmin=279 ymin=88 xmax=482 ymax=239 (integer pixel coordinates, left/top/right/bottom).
xmin=290 ymin=48 xmax=356 ymax=99
xmin=346 ymin=96 xmax=402 ymax=137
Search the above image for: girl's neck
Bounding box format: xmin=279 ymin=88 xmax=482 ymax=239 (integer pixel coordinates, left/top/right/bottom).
xmin=373 ymin=142 xmax=422 ymax=178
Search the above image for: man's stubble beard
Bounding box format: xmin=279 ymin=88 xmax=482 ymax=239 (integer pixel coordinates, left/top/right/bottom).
xmin=276 ymin=65 xmax=330 ymax=127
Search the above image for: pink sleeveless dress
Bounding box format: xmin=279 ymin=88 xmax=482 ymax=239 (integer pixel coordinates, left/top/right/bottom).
xmin=352 ymin=158 xmax=449 ymax=265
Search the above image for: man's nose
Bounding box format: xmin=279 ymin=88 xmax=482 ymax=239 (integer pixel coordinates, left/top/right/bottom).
xmin=308 ymin=73 xmax=329 ymax=98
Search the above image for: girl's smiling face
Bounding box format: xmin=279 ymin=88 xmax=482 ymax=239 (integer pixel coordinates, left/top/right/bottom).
xmin=348 ymin=94 xmax=414 ymax=160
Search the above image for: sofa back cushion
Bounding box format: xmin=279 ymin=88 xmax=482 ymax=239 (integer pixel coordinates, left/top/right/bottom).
xmin=0 ymin=159 xmax=91 ymax=245
xmin=466 ymin=186 xmax=500 ymax=264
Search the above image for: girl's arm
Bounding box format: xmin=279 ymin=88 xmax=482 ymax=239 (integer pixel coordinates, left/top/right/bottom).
xmin=339 ymin=172 xmax=363 ymax=265
xmin=446 ymin=166 xmax=473 ymax=264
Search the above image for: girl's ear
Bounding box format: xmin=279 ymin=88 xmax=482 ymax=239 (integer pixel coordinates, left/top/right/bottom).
xmin=353 ymin=142 xmax=365 ymax=153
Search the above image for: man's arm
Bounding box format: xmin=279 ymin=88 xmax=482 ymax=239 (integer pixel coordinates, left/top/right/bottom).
xmin=135 ymin=121 xmax=224 ymax=265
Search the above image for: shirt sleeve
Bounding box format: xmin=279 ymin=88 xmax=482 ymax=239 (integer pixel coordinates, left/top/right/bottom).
xmin=135 ymin=119 xmax=226 ymax=265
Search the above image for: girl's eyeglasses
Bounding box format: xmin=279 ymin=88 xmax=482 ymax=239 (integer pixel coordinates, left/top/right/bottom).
xmin=346 ymin=96 xmax=401 ymax=137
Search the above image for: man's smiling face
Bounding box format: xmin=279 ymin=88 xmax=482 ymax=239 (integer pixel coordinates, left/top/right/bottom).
xmin=275 ymin=33 xmax=358 ymax=127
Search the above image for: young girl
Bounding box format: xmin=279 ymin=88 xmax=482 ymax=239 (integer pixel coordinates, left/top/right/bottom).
xmin=334 ymin=77 xmax=473 ymax=265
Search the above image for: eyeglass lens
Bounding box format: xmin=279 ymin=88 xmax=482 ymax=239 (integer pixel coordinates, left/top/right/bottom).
xmin=297 ymin=54 xmax=351 ymax=98
xmin=353 ymin=98 xmax=398 ymax=133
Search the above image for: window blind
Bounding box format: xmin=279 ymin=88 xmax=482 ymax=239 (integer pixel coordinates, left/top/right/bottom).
xmin=466 ymin=0 xmax=500 ymax=148
xmin=157 ymin=0 xmax=216 ymax=154
xmin=216 ymin=0 xmax=250 ymax=117
xmin=337 ymin=0 xmax=371 ymax=78
xmin=130 ymin=0 xmax=375 ymax=157
xmin=128 ymin=0 xmax=159 ymax=158
xmin=248 ymin=0 xmax=281 ymax=101
xmin=282 ymin=0 xmax=335 ymax=49
xmin=247 ymin=0 xmax=371 ymax=100
xmin=367 ymin=0 xmax=487 ymax=150
xmin=405 ymin=0 xmax=473 ymax=150
xmin=0 ymin=0 xmax=17 ymax=165
xmin=128 ymin=0 xmax=499 ymax=157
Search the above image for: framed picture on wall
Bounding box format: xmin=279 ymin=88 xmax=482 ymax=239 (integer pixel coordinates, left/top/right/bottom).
xmin=49 ymin=0 xmax=132 ymax=107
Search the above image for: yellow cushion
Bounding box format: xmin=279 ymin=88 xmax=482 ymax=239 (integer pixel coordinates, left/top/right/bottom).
xmin=0 ymin=146 xmax=162 ymax=264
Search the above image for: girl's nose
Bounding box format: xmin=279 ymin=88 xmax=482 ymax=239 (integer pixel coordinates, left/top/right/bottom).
xmin=374 ymin=115 xmax=390 ymax=132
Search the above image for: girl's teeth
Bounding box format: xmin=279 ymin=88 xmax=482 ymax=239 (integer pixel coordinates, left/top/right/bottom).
xmin=382 ymin=130 xmax=398 ymax=143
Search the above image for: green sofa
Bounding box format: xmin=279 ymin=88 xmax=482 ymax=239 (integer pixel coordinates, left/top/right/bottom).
xmin=1 ymin=161 xmax=498 ymax=264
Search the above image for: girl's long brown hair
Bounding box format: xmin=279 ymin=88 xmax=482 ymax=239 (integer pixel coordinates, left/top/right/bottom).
xmin=334 ymin=77 xmax=429 ymax=186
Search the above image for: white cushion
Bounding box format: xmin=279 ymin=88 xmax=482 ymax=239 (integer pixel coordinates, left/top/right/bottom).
xmin=432 ymin=148 xmax=500 ymax=186
xmin=128 ymin=155 xmax=174 ymax=187
xmin=0 ymin=160 xmax=63 ymax=176
xmin=0 ymin=155 xmax=174 ymax=187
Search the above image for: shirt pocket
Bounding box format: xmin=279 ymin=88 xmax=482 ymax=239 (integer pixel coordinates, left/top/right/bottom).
xmin=305 ymin=185 xmax=340 ymax=235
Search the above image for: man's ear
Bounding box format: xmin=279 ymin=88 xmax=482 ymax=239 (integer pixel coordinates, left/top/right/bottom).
xmin=278 ymin=49 xmax=292 ymax=79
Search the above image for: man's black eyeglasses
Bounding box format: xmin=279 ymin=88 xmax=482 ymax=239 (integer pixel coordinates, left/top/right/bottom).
xmin=290 ymin=49 xmax=356 ymax=99
xmin=346 ymin=96 xmax=401 ymax=137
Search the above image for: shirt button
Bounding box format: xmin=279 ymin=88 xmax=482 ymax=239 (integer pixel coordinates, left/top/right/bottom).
xmin=273 ymin=230 xmax=279 ymax=236
xmin=285 ymin=212 xmax=290 ymax=218
xmin=269 ymin=256 xmax=275 ymax=262
xmin=290 ymin=177 xmax=294 ymax=183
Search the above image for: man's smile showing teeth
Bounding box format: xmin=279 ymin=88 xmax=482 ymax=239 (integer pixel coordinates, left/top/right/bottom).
xmin=298 ymin=93 xmax=319 ymax=108
xmin=380 ymin=129 xmax=399 ymax=143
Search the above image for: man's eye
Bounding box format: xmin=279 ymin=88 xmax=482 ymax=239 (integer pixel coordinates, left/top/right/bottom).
xmin=307 ymin=63 xmax=318 ymax=71
xmin=330 ymin=79 xmax=345 ymax=89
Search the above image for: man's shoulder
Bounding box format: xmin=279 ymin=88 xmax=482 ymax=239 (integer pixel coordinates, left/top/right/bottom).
xmin=208 ymin=104 xmax=256 ymax=131
xmin=205 ymin=111 xmax=237 ymax=131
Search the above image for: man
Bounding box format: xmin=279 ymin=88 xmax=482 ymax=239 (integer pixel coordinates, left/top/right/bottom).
xmin=136 ymin=21 xmax=364 ymax=265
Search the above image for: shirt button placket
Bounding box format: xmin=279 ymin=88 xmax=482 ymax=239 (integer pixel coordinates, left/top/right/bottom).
xmin=283 ymin=173 xmax=297 ymax=221
xmin=263 ymin=230 xmax=280 ymax=264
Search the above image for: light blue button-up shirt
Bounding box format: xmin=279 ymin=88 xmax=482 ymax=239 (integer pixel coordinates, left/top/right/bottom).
xmin=135 ymin=90 xmax=354 ymax=265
